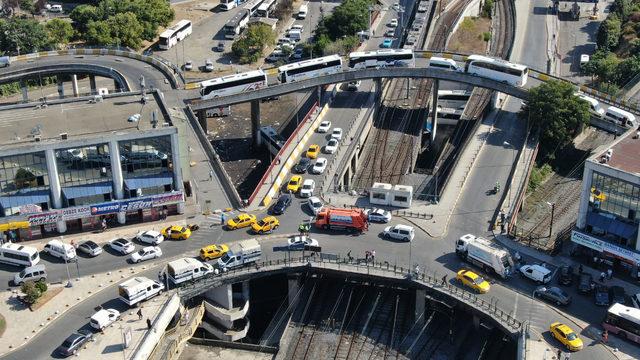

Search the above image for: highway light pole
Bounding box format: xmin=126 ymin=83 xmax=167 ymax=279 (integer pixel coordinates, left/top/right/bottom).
xmin=503 ymin=141 xmax=516 ymax=208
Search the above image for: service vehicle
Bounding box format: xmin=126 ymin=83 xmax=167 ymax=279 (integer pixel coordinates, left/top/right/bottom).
xmin=383 ymin=224 xmax=415 ymax=241
xmin=307 ymin=196 xmax=323 ymax=215
xmin=56 ymin=330 xmax=93 ymax=357
xmin=136 ymin=230 xmax=164 ymax=245
xmin=300 ymin=179 xmax=315 ymax=198
xmin=166 ymin=258 xmax=214 ymax=285
xmin=331 ymin=128 xmax=343 ymax=140
xmin=77 ymin=240 xmax=102 ymax=257
xmin=455 ymin=234 xmax=514 ymax=279
xmin=131 ymin=246 xmax=162 ymax=263
xmin=604 ymin=106 xmax=636 ymax=127
xmin=315 ymin=207 xmax=368 ymax=232
xmin=226 ymin=213 xmax=257 ymax=230
xmin=217 ymin=239 xmax=261 ymax=271
xmin=251 ymin=215 xmax=280 ymax=233
xmin=306 ymin=144 xmax=320 ymax=158
xmin=365 ymin=208 xmax=392 ymax=223
xmin=0 ymin=243 xmax=39 ymax=267
xmin=90 ymin=309 xmax=120 ymax=331
xmin=270 ymin=194 xmax=291 ymax=215
xmin=519 ymin=264 xmax=552 ymax=284
xmin=109 ymin=238 xmax=135 ymax=255
xmin=456 ymin=269 xmax=490 ymax=293
xmin=534 ymin=286 xmax=572 ymax=306
xmin=44 ymin=239 xmax=76 ymax=261
xmin=324 ymin=138 xmax=338 ymax=154
xmin=161 ymin=225 xmax=191 ymax=240
xmin=13 ymin=264 xmax=46 ymax=285
xmin=49 ymin=4 xmax=63 ymax=12
xmin=199 ymin=244 xmax=229 ymax=260
xmin=278 ymin=55 xmax=343 ymax=83
xmin=603 ymin=303 xmax=640 ymax=344
xmin=287 ymin=175 xmax=303 ymax=193
xmin=118 ymin=276 xmax=164 ymax=306
xmin=317 ymin=120 xmax=331 ymax=133
xmin=311 ymin=158 xmax=328 ymax=174
xmin=575 ymin=92 xmax=605 ymax=117
xmin=550 ymin=322 xmax=583 ymax=351
xmin=287 ymin=236 xmax=319 ymax=250
xmin=348 ymin=49 xmax=415 ymax=69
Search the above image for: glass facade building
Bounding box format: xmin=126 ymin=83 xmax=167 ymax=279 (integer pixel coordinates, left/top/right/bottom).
xmin=0 ymin=152 xmax=50 ymax=217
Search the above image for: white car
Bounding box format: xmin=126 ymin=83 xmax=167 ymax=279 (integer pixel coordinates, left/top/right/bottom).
xmin=109 ymin=238 xmax=135 ymax=255
xmin=389 ymin=18 xmax=398 ymax=27
xmin=90 ymin=309 xmax=120 ymax=331
xmin=136 ymin=230 xmax=164 ymax=245
xmin=311 ymin=158 xmax=328 ymax=174
xmin=290 ymin=24 xmax=304 ymax=32
xmin=317 ymin=120 xmax=331 ymax=133
xmin=307 ymin=196 xmax=323 ymax=215
xmin=205 ymin=59 xmax=214 ymax=72
xmin=365 ymin=208 xmax=392 ymax=223
xmin=324 ymin=138 xmax=338 ymax=154
xmin=287 ymin=235 xmax=319 ymax=250
xmin=300 ymin=179 xmax=315 ymax=198
xmin=184 ymin=60 xmax=193 ymax=71
xmin=131 ymin=246 xmax=162 ymax=263
xmin=331 ymin=128 xmax=343 ymax=141
xmin=383 ymin=224 xmax=415 ymax=241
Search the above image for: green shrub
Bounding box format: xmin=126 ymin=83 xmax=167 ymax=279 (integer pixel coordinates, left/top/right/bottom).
xmin=20 ymin=282 xmax=42 ymax=305
xmin=528 ymin=163 xmax=553 ymax=193
xmin=482 ymin=32 xmax=492 ymax=42
xmin=35 ymin=280 xmax=47 ymax=293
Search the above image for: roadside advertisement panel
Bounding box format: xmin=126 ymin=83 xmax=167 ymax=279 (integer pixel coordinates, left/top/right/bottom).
xmin=571 ymin=230 xmax=640 ymax=265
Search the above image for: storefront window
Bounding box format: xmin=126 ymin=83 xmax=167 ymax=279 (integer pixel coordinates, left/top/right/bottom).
xmin=590 ymin=172 xmax=640 ymax=220
xmin=55 ymin=144 xmax=114 ymax=207
xmin=119 ymin=136 xmax=173 ymax=178
xmin=0 ymin=152 xmax=50 ymax=217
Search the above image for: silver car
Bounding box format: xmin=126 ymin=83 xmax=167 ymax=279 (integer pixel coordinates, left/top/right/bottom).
xmin=77 ymin=240 xmax=103 ymax=257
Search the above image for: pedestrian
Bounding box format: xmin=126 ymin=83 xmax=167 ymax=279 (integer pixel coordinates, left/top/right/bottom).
xmin=371 ymin=250 xmax=376 ymax=262
xmin=607 ymin=268 xmax=612 ymax=280
xmin=602 ymin=330 xmax=608 ymax=344
xmin=147 ymin=318 xmax=152 ymax=330
xmin=101 ymin=218 xmax=107 ymax=232
xmin=600 ymin=272 xmax=606 ymax=282
xmin=441 ymin=274 xmax=447 ymax=286
xmin=578 ymin=264 xmax=583 ymax=274
xmin=209 ymin=170 xmax=213 ymax=181
xmin=220 ymin=213 xmax=226 ymax=226
xmin=347 ymin=250 xmax=353 ymax=262
xmin=137 ymin=308 xmax=143 ymax=320
xmin=365 ymin=250 xmax=370 ymax=262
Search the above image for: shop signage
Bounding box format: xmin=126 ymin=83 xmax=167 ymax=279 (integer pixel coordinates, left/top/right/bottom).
xmin=28 ymin=212 xmax=61 ymax=226
xmin=571 ymin=230 xmax=640 ymax=265
xmin=27 ymin=206 xmax=92 ymax=226
xmin=19 ymin=204 xmax=42 ymax=215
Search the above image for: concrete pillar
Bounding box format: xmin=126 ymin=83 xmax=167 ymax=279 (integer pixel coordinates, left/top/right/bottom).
xmin=206 ymin=284 xmax=233 ymax=309
xmin=316 ymin=85 xmax=322 ymax=105
xmin=242 ymin=281 xmax=250 ymax=300
xmin=57 ymin=76 xmax=64 ymax=98
xmin=415 ymin=288 xmax=426 ymax=327
xmin=374 ymin=78 xmax=382 ymax=110
xmin=431 ymin=79 xmax=439 ymax=143
xmin=71 ymin=74 xmax=79 ymax=97
xmin=343 ymin=169 xmax=350 ymax=189
xmin=20 ymin=79 xmax=28 ymax=102
xmin=287 ymin=274 xmax=300 ymax=306
xmin=89 ymin=75 xmax=97 ymax=94
xmin=109 ymin=140 xmax=126 ymax=225
xmin=170 ymin=133 xmax=185 ymax=214
xmin=197 ymin=109 xmax=208 ymax=133
xmin=251 ymin=100 xmax=261 ymax=147
xmin=45 ymin=149 xmax=67 ymax=233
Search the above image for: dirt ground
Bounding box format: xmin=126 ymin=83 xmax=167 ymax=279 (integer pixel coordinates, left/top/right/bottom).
xmin=448 ymin=17 xmax=491 ymax=54
xmin=178 ymin=343 xmax=272 ymax=360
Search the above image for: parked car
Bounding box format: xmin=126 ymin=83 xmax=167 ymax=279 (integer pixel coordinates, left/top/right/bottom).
xmin=184 ymin=60 xmax=193 ymax=71
xmin=365 ymin=208 xmax=392 ymax=223
xmin=456 ymin=269 xmax=490 ymax=293
xmin=287 ymin=175 xmax=303 ymax=193
xmin=307 ymin=196 xmax=323 ymax=215
xmin=136 ymin=230 xmax=164 ymax=245
xmin=311 ymin=158 xmax=328 ymax=174
xmin=381 ymin=38 xmax=393 ymax=48
xmin=56 ymin=329 xmax=93 ymax=357
xmin=131 ymin=246 xmax=162 ymax=263
xmin=300 ymin=179 xmax=315 ymax=198
xmin=382 ymin=224 xmax=415 ymax=241
xmin=389 ymin=18 xmax=398 ymax=27
xmin=90 ymin=309 xmax=120 ymax=331
xmin=594 ymin=285 xmax=610 ymax=306
xmin=205 ymin=59 xmax=214 ymax=72
xmin=577 ymin=273 xmax=594 ymax=294
xmin=609 ymin=285 xmax=627 ymax=305
xmin=519 ymin=264 xmax=552 ymax=284
xmin=317 ymin=120 xmax=331 ymax=133
xmin=290 ymin=24 xmax=304 ymax=32
xmin=215 ymin=41 xmax=225 ymax=52
xmin=271 ymin=194 xmax=292 ymax=215
xmin=251 ymin=216 xmax=280 ymax=234
xmin=199 ymin=244 xmax=229 ymax=260
xmin=109 ymin=238 xmax=135 ymax=255
xmin=161 ymin=225 xmax=191 ymax=240
xmin=294 ymin=157 xmax=312 ymax=173
xmin=550 ymin=322 xmax=583 ymax=352
xmin=331 ymin=128 xmax=343 ymax=141
xmin=306 ymin=144 xmax=320 ymax=159
xmin=558 ymin=265 xmax=574 ymax=286
xmin=534 ymin=286 xmax=572 ymax=306
xmin=291 ymin=47 xmax=304 ymax=60
xmin=77 ymin=240 xmax=103 ymax=257
xmin=226 ymin=213 xmax=257 ymax=230
xmin=324 ymin=138 xmax=338 ymax=154
xmin=287 ymin=235 xmax=319 ymax=250
xmin=384 ymin=29 xmax=395 ymax=37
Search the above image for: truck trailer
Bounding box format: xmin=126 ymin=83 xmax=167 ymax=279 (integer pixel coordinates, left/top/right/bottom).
xmin=455 ymin=234 xmax=514 ymax=279
xmin=314 ymin=207 xmax=368 ymax=232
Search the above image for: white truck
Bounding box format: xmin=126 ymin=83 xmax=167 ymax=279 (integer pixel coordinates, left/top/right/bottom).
xmin=217 ymin=239 xmax=261 ymax=271
xmin=118 ymin=277 xmax=164 ymax=307
xmin=455 ymin=234 xmax=514 ymax=279
xmin=166 ymin=258 xmax=214 ymax=285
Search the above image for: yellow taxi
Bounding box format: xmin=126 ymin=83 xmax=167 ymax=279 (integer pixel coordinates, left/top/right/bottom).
xmin=306 ymin=145 xmax=320 ymax=159
xmin=549 ymin=322 xmax=583 ymax=351
xmin=287 ymin=175 xmax=303 ymax=193
xmin=161 ymin=225 xmax=192 ymax=240
xmin=251 ymin=216 xmax=280 ymax=234
xmin=199 ymin=244 xmax=230 ymax=260
xmin=226 ymin=213 xmax=256 ymax=230
xmin=456 ymin=269 xmax=490 ymax=293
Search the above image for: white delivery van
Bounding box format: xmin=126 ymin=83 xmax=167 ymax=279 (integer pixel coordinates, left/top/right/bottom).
xmin=428 ymin=57 xmax=461 ymax=71
xmin=519 ymin=264 xmax=552 ymax=284
xmin=217 ymin=239 xmax=262 ymax=271
xmin=90 ymin=309 xmax=120 ymax=330
xmin=118 ymin=276 xmax=164 ymax=307
xmin=43 ymin=240 xmax=76 ymax=261
xmin=13 ymin=264 xmax=47 ymax=285
xmin=298 ymin=4 xmax=308 ymax=19
xmin=49 ymin=4 xmax=63 ymax=12
xmin=575 ymin=92 xmax=605 ymax=117
xmin=604 ymin=106 xmax=636 ymax=127
xmin=166 ymin=258 xmax=214 ymax=285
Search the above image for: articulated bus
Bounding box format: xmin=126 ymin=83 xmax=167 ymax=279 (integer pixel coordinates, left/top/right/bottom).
xmin=224 ymin=10 xmax=251 ymax=40
xmin=158 ymin=20 xmax=192 ymax=50
xmin=603 ymin=303 xmax=640 ymax=344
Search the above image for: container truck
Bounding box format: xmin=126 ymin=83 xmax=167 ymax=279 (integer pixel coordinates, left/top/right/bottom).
xmin=217 ymin=239 xmax=262 ymax=271
xmin=455 ymin=234 xmax=514 ymax=279
xmin=314 ymin=207 xmax=368 ymax=232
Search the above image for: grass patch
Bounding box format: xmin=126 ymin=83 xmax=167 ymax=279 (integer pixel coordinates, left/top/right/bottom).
xmin=448 ymin=16 xmax=492 ymax=54
xmin=30 ymin=287 xmax=63 ymax=311
xmin=0 ymin=313 xmax=5 ymax=338
xmin=527 ymin=163 xmax=553 ymax=194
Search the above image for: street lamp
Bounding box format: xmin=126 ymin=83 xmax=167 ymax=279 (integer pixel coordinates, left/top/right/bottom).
xmin=503 ymin=141 xmax=516 ymax=208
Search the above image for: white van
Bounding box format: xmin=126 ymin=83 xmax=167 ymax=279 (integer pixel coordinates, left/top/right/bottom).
xmin=604 ymin=106 xmax=636 ymax=127
xmin=13 ymin=264 xmax=47 ymax=285
xmin=90 ymin=309 xmax=120 ymax=330
xmin=49 ymin=4 xmax=63 ymax=12
xmin=519 ymin=264 xmax=552 ymax=284
xmin=118 ymin=277 xmax=164 ymax=307
xmin=428 ymin=57 xmax=461 ymax=72
xmin=575 ymin=92 xmax=605 ymax=117
xmin=43 ymin=240 xmax=76 ymax=261
xmin=298 ymin=4 xmax=308 ymax=19
xmin=166 ymin=258 xmax=214 ymax=285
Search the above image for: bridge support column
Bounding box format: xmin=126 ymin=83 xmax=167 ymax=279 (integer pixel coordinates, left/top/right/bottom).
xmin=251 ymin=99 xmax=261 ymax=148
xmin=113 ymin=79 xmax=121 ymax=93
xmin=242 ymin=281 xmax=250 ymax=300
xmin=343 ymin=169 xmax=350 ymax=190
xmin=287 ymin=274 xmax=300 ymax=306
xmin=196 ymin=109 xmax=208 ymax=133
xmin=374 ymin=78 xmax=382 ymax=110
xmin=415 ymin=288 xmax=426 ymax=327
xmin=316 ymin=85 xmax=323 ymax=105
xmin=109 ymin=140 xmax=127 ymax=225
xmin=70 ymin=74 xmax=79 ymax=97
xmin=20 ymin=79 xmax=28 ymax=102
xmin=56 ymin=77 xmax=64 ymax=98
xmin=431 ymin=79 xmax=439 ymax=143
xmin=205 ymin=284 xmax=233 ymax=309
xmin=89 ymin=75 xmax=97 ymax=94
xmin=45 ymin=149 xmax=67 ymax=233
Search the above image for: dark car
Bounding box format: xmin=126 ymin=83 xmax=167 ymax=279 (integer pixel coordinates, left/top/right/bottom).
xmin=558 ymin=265 xmax=574 ymax=286
xmin=594 ymin=285 xmax=611 ymax=306
xmin=610 ymin=285 xmax=627 ymax=305
xmin=577 ymin=273 xmax=594 ymax=294
xmin=215 ymin=41 xmax=225 ymax=52
xmin=271 ymin=194 xmax=292 ymax=215
xmin=534 ymin=286 xmax=572 ymax=306
xmin=294 ymin=158 xmax=311 ymax=173
xmin=56 ymin=329 xmax=93 ymax=357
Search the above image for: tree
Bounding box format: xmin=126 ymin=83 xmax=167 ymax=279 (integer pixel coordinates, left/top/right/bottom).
xmin=19 ymin=0 xmax=35 ymax=14
xmin=46 ymin=18 xmax=74 ymax=48
xmin=20 ymin=281 xmax=42 ymax=305
xmin=319 ymin=0 xmax=372 ymax=40
xmin=85 ymin=20 xmax=113 ymax=46
xmin=272 ymin=0 xmax=293 ymax=20
xmin=482 ymin=0 xmax=494 ymax=18
xmin=616 ymin=55 xmax=640 ymax=85
xmin=0 ymin=18 xmax=51 ymax=54
xmin=583 ymin=50 xmax=620 ymax=83
xmin=106 ymin=12 xmax=144 ymax=48
xmin=70 ymin=5 xmax=100 ymax=33
xmin=520 ymin=81 xmax=591 ymax=159
xmin=232 ymin=23 xmax=275 ymax=64
xmin=596 ymin=15 xmax=621 ymax=51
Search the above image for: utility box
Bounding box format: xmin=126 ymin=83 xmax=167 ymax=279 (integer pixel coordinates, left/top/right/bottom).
xmin=391 ymin=185 xmax=413 ymax=208
xmin=370 ymin=183 xmax=392 ymax=206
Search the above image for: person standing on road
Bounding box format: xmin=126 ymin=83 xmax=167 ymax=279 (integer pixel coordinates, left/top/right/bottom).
xmin=602 ymin=330 xmax=608 ymax=344
xmin=600 ymin=272 xmax=606 ymax=282
xmin=209 ymin=170 xmax=213 ymax=181
xmin=371 ymin=250 xmax=376 ymax=263
xmin=137 ymin=308 xmax=143 ymax=320
xmin=147 ymin=318 xmax=152 ymax=330
xmin=441 ymin=274 xmax=447 ymax=286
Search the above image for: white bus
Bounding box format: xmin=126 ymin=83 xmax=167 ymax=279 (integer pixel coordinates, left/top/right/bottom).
xmin=158 ymin=20 xmax=192 ymax=50
xmin=200 ymin=70 xmax=268 ymax=100
xmin=603 ymin=303 xmax=640 ymax=344
xmin=220 ymin=0 xmax=245 ymax=10
xmin=278 ymin=55 xmax=343 ymax=83
xmin=256 ymin=0 xmax=277 ymax=17
xmin=348 ymin=49 xmax=415 ymax=69
xmin=224 ymin=10 xmax=251 ymax=40
xmin=0 ymin=243 xmax=40 ymax=267
xmin=244 ymin=0 xmax=265 ymax=16
xmin=464 ymin=54 xmax=529 ymax=87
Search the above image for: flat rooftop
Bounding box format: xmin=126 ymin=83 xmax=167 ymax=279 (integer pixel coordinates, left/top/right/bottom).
xmin=594 ymin=129 xmax=640 ymax=174
xmin=0 ymin=94 xmax=169 ymax=151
